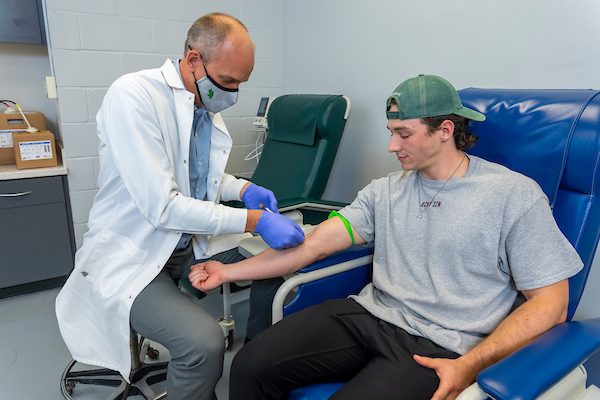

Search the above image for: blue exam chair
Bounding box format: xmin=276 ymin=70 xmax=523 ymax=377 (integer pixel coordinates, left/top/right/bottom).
xmin=274 ymin=88 xmax=600 ymax=400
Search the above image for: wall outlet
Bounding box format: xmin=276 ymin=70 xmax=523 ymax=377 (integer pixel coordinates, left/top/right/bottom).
xmin=45 ymin=76 xmax=57 ymax=99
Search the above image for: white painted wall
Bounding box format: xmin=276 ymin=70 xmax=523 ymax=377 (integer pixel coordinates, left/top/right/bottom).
xmin=282 ymin=0 xmax=600 ymax=202
xmin=281 ymin=0 xmax=600 ymax=384
xmin=43 ymin=0 xmax=282 ymax=248
xmin=0 ymin=42 xmax=57 ymax=134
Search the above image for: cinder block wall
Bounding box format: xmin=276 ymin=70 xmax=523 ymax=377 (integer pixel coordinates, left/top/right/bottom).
xmin=44 ymin=0 xmax=282 ymax=249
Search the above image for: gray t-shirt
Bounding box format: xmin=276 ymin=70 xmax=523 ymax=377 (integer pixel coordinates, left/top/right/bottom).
xmin=341 ymin=155 xmax=583 ymax=355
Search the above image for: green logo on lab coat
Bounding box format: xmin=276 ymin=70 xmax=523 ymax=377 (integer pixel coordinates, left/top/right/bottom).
xmin=208 ymin=89 xmax=214 ymax=99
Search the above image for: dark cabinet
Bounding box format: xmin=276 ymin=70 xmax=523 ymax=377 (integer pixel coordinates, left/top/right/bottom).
xmin=0 ymin=175 xmax=75 ymax=297
xmin=0 ymin=0 xmax=46 ymax=45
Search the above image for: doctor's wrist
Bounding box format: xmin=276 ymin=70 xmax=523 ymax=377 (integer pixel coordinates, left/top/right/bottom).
xmin=245 ymin=209 xmax=262 ymax=233
xmin=239 ymin=182 xmax=253 ymax=201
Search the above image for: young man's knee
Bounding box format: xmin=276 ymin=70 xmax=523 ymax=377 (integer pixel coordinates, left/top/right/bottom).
xmin=231 ymin=341 xmax=275 ymax=385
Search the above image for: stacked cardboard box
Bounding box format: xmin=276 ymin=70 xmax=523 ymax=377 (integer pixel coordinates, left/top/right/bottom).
xmin=0 ymin=111 xmax=58 ymax=169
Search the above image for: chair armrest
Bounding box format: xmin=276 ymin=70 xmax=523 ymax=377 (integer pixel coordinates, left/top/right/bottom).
xmin=477 ymin=317 xmax=600 ymax=400
xmin=456 ymin=383 xmax=487 ymax=400
xmin=222 ymin=197 xmax=347 ymax=211
xmin=272 ymin=244 xmax=374 ymax=323
xmin=277 ymin=197 xmax=347 ymax=211
xmin=179 ymin=277 xmax=204 ymax=299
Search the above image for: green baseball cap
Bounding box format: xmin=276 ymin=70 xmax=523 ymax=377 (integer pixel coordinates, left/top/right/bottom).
xmin=386 ymin=74 xmax=486 ymax=122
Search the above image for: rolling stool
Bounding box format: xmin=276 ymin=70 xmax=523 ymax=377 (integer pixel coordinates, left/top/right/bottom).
xmin=60 ymin=328 xmax=168 ymax=400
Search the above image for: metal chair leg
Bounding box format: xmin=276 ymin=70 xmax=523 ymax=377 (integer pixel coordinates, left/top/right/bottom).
xmin=60 ymin=329 xmax=168 ymax=400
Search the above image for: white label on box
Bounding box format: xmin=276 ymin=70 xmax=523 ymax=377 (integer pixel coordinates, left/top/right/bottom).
xmin=0 ymin=131 xmax=12 ymax=148
xmin=0 ymin=129 xmax=25 ymax=149
xmin=19 ymin=140 xmax=53 ymax=161
xmin=0 ymin=129 xmax=26 ymax=148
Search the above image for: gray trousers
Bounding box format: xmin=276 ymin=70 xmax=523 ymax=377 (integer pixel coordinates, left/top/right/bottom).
xmin=130 ymin=245 xmax=244 ymax=400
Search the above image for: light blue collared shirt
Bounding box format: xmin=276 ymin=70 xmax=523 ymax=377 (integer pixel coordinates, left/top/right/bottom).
xmin=173 ymin=60 xmax=212 ymax=249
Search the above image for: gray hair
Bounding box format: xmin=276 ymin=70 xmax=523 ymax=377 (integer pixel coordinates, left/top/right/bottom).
xmin=184 ymin=13 xmax=250 ymax=64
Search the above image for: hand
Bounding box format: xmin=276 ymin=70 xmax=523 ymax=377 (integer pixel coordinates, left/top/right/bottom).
xmin=254 ymin=211 xmax=305 ymax=250
xmin=188 ymin=261 xmax=225 ymax=292
xmin=413 ymin=355 xmax=475 ymax=400
xmin=241 ymin=183 xmax=279 ymax=213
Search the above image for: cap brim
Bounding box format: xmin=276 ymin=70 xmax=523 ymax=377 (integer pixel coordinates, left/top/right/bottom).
xmin=454 ymin=106 xmax=486 ymax=122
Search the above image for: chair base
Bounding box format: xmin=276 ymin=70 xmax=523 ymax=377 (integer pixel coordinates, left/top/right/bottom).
xmin=60 ymin=358 xmax=168 ymax=400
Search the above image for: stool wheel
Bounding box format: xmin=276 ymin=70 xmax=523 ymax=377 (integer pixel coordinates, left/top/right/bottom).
xmin=146 ymin=347 xmax=160 ymax=360
xmin=226 ymin=331 xmax=234 ymax=350
xmin=65 ymin=382 xmax=75 ymax=395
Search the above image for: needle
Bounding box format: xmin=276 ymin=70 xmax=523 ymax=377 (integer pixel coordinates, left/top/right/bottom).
xmin=258 ymin=203 xmax=274 ymax=213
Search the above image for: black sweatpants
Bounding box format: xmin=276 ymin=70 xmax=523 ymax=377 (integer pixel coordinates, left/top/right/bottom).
xmin=230 ymin=298 xmax=460 ymax=400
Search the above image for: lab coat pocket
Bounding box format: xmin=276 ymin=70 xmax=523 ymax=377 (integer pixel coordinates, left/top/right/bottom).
xmin=84 ymin=230 xmax=149 ymax=298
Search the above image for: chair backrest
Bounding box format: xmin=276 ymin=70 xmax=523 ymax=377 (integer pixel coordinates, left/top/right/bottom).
xmin=459 ymin=88 xmax=600 ymax=320
xmin=250 ymin=94 xmax=350 ymax=201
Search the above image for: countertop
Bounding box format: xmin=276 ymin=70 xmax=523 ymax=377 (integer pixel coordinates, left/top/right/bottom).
xmin=0 ymin=142 xmax=67 ymax=181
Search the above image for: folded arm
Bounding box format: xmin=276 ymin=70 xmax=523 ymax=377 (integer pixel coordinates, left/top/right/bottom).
xmin=189 ymin=216 xmax=366 ymax=291
xmin=414 ymin=279 xmax=570 ymax=400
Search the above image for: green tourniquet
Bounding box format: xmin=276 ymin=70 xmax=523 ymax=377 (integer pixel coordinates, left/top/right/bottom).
xmin=328 ymin=210 xmax=354 ymax=245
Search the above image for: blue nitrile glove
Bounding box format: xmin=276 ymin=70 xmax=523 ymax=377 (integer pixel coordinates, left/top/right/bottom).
xmin=254 ymin=211 xmax=305 ymax=250
xmin=242 ymin=183 xmax=279 ymax=213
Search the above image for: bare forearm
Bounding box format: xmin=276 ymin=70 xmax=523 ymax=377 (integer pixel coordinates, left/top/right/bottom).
xmin=223 ymin=245 xmax=318 ymax=282
xmin=457 ymin=280 xmax=569 ymax=380
xmin=225 ymin=217 xmax=356 ymax=282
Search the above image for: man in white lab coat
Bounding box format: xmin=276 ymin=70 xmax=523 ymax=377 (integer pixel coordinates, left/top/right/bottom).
xmin=55 ymin=13 xmax=305 ymax=400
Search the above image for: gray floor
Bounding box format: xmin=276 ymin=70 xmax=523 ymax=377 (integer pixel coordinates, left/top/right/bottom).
xmin=4 ymin=284 xmax=600 ymax=400
xmin=0 ymin=285 xmax=249 ymax=400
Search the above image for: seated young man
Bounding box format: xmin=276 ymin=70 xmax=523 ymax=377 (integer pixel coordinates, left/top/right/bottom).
xmin=188 ymin=74 xmax=583 ymax=400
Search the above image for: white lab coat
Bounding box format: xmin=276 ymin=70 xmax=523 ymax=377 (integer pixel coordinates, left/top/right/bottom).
xmin=56 ymin=59 xmax=250 ymax=380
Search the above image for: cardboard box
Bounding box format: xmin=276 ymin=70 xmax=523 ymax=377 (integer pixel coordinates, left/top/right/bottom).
xmin=0 ymin=129 xmax=23 ymax=165
xmin=0 ymin=112 xmax=47 ymax=165
xmin=0 ymin=111 xmax=46 ymax=131
xmin=12 ymin=130 xmax=58 ymax=169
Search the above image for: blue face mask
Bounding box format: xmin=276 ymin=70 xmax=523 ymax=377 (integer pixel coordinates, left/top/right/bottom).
xmin=189 ymin=45 xmax=238 ymax=114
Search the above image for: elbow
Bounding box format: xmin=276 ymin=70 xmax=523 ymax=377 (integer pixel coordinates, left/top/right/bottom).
xmin=301 ymin=220 xmax=352 ymax=262
xmin=537 ymin=279 xmax=570 ymax=326
xmin=557 ymin=298 xmax=569 ymax=324
xmin=303 ymin=235 xmax=328 ymax=261
xmin=547 ymin=289 xmax=569 ymax=327
xmin=151 ymin=191 xmax=183 ymax=230
xmin=298 ymin=233 xmax=333 ymax=266
xmin=557 ymin=281 xmax=570 ymax=324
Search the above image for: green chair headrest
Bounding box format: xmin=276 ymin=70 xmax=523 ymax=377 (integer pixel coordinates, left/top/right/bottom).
xmin=268 ymin=95 xmax=340 ymax=146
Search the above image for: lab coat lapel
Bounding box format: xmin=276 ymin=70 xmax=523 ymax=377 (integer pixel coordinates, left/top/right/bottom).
xmin=211 ymin=112 xmax=229 ymax=137
xmin=207 ymin=112 xmax=232 ymax=202
xmin=161 ymin=59 xmax=194 ymax=194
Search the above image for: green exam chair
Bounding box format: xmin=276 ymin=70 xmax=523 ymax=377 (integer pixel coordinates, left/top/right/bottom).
xmin=250 ymin=94 xmax=351 ymax=210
